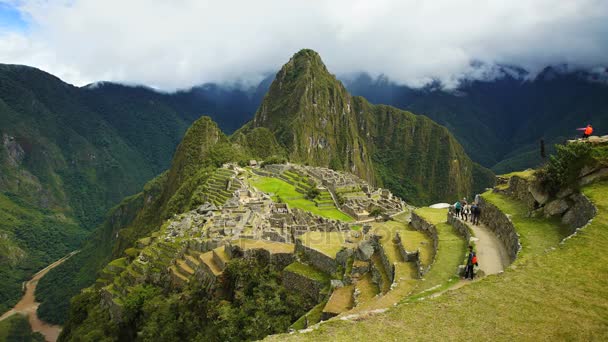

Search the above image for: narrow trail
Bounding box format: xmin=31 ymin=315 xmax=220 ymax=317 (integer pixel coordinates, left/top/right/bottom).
xmin=0 ymin=250 xmax=78 ymax=342
xmin=463 ymin=219 xmax=510 ymax=275
xmin=428 ymin=217 xmax=511 ymax=299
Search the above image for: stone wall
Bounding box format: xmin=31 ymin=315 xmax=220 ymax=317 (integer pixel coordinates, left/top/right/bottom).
xmin=409 ymin=211 xmax=438 ymax=275
xmin=478 ymin=197 xmax=520 ymax=263
xmin=394 ymin=232 xmax=419 ymax=262
xmin=447 ymin=214 xmax=472 ymax=242
xmin=295 ymin=240 xmax=339 ymax=275
xmin=282 ymin=269 xmax=327 ymax=302
xmin=373 ymin=237 xmax=395 ymax=284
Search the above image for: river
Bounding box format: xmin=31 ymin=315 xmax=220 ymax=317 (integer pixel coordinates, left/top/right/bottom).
xmin=0 ymin=251 xmax=78 ymax=342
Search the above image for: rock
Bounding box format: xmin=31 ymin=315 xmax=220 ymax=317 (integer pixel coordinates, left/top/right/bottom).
xmin=579 ymin=168 xmax=608 ymax=186
xmin=357 ymin=240 xmax=375 ymax=261
xmin=331 ymin=279 xmax=344 ymax=289
xmin=561 ymin=209 xmax=576 ymax=226
xmin=556 ymin=187 xmax=574 ymax=199
xmin=528 ymin=182 xmax=549 ymax=206
xmin=544 ymin=199 xmax=569 ymax=217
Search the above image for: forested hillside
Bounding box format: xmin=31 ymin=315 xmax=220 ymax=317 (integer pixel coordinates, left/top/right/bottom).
xmin=344 ymin=68 xmax=608 ymax=172
xmin=0 ymin=64 xmax=264 ymax=321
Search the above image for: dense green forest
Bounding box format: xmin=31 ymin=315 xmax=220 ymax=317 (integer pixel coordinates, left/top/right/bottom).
xmin=60 ymin=258 xmax=313 ymax=341
xmin=0 ymin=314 xmax=45 ymax=341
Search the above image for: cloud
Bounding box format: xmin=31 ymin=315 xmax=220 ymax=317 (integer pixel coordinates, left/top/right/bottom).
xmin=0 ymin=0 xmax=607 ymax=90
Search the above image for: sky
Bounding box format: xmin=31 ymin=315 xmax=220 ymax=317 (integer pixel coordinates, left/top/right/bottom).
xmin=0 ymin=0 xmax=607 ymax=91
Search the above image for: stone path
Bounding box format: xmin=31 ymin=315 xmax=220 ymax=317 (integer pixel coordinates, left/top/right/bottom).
xmin=0 ymin=251 xmax=78 ymax=342
xmin=462 ymin=219 xmax=510 ymax=275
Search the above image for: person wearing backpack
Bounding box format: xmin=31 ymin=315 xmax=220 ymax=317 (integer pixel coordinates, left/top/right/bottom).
xmin=454 ymin=200 xmax=462 ymax=218
xmin=465 ymin=246 xmax=478 ymax=280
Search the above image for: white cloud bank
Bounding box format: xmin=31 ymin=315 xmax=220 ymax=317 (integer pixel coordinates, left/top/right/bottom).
xmin=0 ymin=0 xmax=607 ymax=90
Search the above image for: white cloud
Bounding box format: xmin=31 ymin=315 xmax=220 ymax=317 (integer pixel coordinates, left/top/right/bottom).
xmin=0 ymin=0 xmax=607 ymax=90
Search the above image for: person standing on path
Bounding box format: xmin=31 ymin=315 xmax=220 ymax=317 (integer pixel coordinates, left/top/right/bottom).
xmin=464 ymin=246 xmax=477 ymax=279
xmin=454 ymin=200 xmax=462 ymax=218
xmin=471 ymin=203 xmax=481 ymax=225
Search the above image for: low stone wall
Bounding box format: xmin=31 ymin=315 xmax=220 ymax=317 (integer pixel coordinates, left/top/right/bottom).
xmin=374 ymin=238 xmax=395 ymax=284
xmin=478 ymin=197 xmax=520 ymax=263
xmin=503 ymin=176 xmax=539 ymax=209
xmin=410 ymin=211 xmax=439 ymax=275
xmin=394 ymin=232 xmax=418 ymax=262
xmin=282 ymin=269 xmax=326 ymax=302
xmin=295 ymin=240 xmax=338 ymax=275
xmin=447 ymin=214 xmax=472 ymax=242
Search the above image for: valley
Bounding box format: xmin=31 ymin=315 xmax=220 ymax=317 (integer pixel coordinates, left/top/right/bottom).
xmin=0 ymin=251 xmax=77 ymax=342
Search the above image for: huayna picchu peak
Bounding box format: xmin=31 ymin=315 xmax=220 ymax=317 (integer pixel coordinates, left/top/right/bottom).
xmin=250 ymin=49 xmax=494 ymax=205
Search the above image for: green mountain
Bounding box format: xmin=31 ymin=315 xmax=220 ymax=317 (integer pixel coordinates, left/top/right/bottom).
xmin=0 ymin=64 xmax=263 ymax=321
xmin=248 ymin=49 xmax=493 ymax=204
xmin=344 ymin=68 xmax=608 ymax=172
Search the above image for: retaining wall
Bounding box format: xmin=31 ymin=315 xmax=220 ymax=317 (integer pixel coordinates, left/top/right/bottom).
xmin=295 ymin=240 xmax=339 ymax=275
xmin=409 ymin=211 xmax=439 ymax=275
xmin=478 ymin=197 xmax=520 ymax=263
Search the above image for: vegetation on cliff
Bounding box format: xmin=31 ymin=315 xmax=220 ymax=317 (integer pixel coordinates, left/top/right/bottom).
xmin=249 ymin=49 xmax=494 ymax=205
xmin=59 ymin=257 xmax=313 ymax=341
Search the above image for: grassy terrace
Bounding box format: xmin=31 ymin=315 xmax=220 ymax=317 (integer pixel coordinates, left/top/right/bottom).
xmin=411 ymin=207 xmax=467 ymax=295
xmin=298 ymin=231 xmax=346 ymax=258
xmin=284 ymin=262 xmax=330 ymax=283
xmin=232 ymin=238 xmax=295 ymax=254
xmin=249 ymin=175 xmax=354 ymax=222
xmin=268 ymin=182 xmax=608 ymax=341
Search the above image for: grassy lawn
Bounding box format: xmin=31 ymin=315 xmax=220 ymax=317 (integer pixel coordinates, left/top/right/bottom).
xmin=268 ymin=181 xmax=608 ymax=341
xmin=298 ymin=231 xmax=346 ymax=258
xmin=483 ymin=192 xmax=571 ymax=262
xmin=284 ymin=262 xmax=330 ymax=282
xmin=323 ymin=285 xmax=354 ymax=314
xmin=249 ymin=176 xmax=354 ymax=222
xmin=232 ymin=238 xmax=295 ymax=254
xmin=500 ymin=169 xmax=536 ymax=180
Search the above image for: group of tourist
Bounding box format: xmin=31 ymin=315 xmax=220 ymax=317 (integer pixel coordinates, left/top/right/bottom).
xmin=452 ymin=196 xmax=481 ymax=225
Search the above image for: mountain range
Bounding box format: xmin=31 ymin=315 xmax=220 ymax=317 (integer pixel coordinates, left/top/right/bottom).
xmin=0 ymin=49 xmax=607 ymax=327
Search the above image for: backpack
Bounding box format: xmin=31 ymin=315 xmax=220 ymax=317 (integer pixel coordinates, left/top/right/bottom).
xmin=472 ymin=255 xmax=478 ymax=265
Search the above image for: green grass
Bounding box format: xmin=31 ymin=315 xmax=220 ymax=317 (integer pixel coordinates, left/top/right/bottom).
xmin=249 ymin=176 xmax=353 ymax=222
xmin=298 ymin=232 xmax=346 ymax=258
xmin=268 ymin=181 xmax=608 ymax=341
xmin=483 ymin=192 xmax=571 ymax=261
xmin=284 ymin=262 xmax=330 ymax=283
xmin=414 ymin=207 xmax=448 ymax=225
xmin=291 ymin=301 xmax=326 ymax=330
xmin=499 ymin=169 xmax=536 ymax=180
xmin=410 ymin=221 xmax=466 ymax=294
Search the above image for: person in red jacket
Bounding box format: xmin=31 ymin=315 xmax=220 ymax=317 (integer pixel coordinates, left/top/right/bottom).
xmin=582 ymin=124 xmax=593 ymax=139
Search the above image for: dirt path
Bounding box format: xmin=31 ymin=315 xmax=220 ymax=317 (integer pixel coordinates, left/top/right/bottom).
xmin=463 ymin=220 xmax=510 ymax=275
xmin=0 ymin=251 xmax=78 ymax=342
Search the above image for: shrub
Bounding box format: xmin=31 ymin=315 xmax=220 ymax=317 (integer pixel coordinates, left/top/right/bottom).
xmin=536 ymin=142 xmax=593 ymax=195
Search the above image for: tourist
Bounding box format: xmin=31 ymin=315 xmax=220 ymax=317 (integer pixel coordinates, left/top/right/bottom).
xmin=463 ymin=203 xmax=471 ymax=221
xmin=465 ymin=246 xmax=477 ymax=280
xmin=471 ymin=204 xmax=481 ymax=225
xmin=582 ymin=124 xmax=593 ymax=139
xmin=454 ymin=200 xmax=462 ymax=218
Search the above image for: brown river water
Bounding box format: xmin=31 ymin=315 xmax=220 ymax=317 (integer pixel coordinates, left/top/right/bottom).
xmin=0 ymin=251 xmax=78 ymax=342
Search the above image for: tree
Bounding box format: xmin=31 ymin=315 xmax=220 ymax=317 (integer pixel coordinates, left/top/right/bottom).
xmin=369 ymin=208 xmax=385 ymax=220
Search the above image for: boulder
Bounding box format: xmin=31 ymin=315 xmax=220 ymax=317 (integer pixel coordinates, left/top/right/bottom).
xmin=544 ymin=199 xmax=569 ymax=217
xmin=528 ymin=182 xmax=549 ymax=206
xmin=556 ymin=187 xmax=574 ymax=199
xmin=561 ymin=209 xmax=576 ymax=227
xmin=356 ymin=240 xmax=375 ymax=261
xmin=579 ymin=168 xmax=608 ymax=186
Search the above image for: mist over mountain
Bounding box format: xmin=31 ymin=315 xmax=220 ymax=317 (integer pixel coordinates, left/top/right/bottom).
xmin=342 ymin=66 xmax=608 ymax=172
